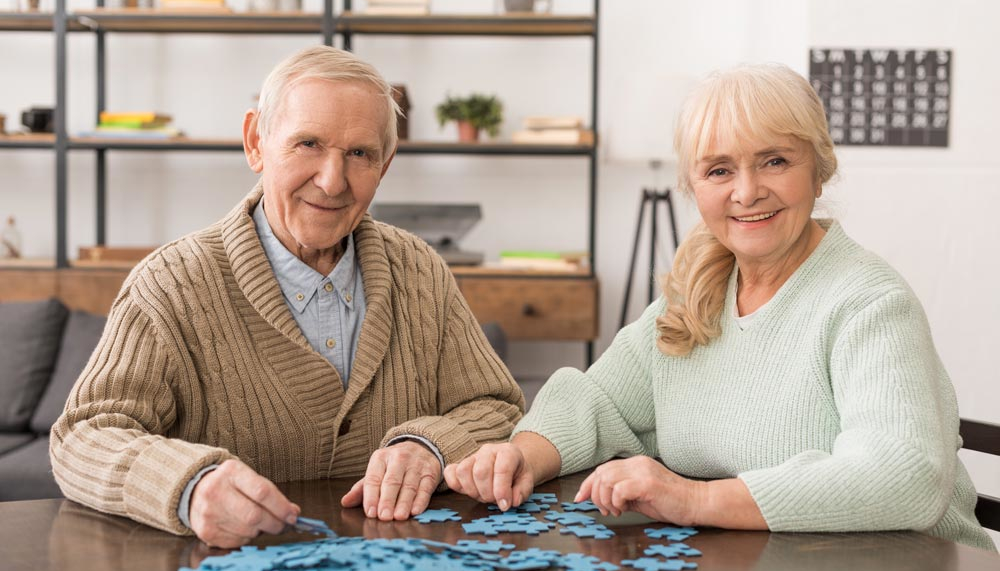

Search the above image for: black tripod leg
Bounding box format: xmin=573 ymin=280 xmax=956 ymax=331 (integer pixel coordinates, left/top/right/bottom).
xmin=620 ymin=190 xmax=650 ymax=329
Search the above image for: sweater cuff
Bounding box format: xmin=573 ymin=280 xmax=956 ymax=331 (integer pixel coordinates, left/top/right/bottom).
xmin=381 ymin=416 xmax=478 ymax=466
xmin=177 ymin=464 xmax=220 ymax=530
xmin=123 ymin=439 xmax=236 ymax=535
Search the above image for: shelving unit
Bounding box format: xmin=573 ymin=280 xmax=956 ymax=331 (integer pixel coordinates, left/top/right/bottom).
xmin=1 ymin=1 xmax=600 ymax=360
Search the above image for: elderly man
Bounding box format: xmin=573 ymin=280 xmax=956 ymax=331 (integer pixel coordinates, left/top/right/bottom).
xmin=49 ymin=46 xmax=524 ymax=548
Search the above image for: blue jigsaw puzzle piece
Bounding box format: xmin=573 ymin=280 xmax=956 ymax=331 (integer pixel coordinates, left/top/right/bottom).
xmin=526 ymin=493 xmax=558 ymax=504
xmin=414 ymin=508 xmax=463 ymax=523
xmin=558 ymin=553 xmax=621 ymax=571
xmin=463 ymin=521 xmax=502 ymax=536
xmin=488 ymin=500 xmax=549 ymax=513
xmin=644 ymin=527 xmax=699 ymax=542
xmin=559 ymin=523 xmax=615 ymax=539
xmin=622 ymin=557 xmax=698 ymax=571
xmin=456 ymin=540 xmax=516 ymax=553
xmin=644 ymin=544 xmax=701 ymax=559
xmin=543 ymin=511 xmax=597 ymax=526
xmin=561 ymin=500 xmax=600 ymax=512
xmin=291 ymin=516 xmax=338 ymax=537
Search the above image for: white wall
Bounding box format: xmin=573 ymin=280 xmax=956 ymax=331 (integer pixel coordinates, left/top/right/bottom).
xmin=1 ymin=0 xmax=998 ymax=511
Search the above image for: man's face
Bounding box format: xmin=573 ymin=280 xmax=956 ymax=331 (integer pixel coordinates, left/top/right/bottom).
xmin=246 ymin=78 xmax=392 ymax=253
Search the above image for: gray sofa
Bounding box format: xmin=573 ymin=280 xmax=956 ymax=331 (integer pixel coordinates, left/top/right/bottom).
xmin=0 ymin=298 xmax=509 ymax=502
xmin=0 ymin=298 xmax=106 ymax=501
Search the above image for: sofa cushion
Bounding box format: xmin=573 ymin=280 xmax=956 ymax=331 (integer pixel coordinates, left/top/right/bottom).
xmin=0 ymin=299 xmax=68 ymax=431
xmin=0 ymin=433 xmax=34 ymax=455
xmin=30 ymin=310 xmax=107 ymax=434
xmin=0 ymin=436 xmax=63 ymax=501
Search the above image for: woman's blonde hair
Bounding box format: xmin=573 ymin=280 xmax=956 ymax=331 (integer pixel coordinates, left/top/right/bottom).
xmin=256 ymin=45 xmax=401 ymax=162
xmin=656 ymin=63 xmax=838 ymax=357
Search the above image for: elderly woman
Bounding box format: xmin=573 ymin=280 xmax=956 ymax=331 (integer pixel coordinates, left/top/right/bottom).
xmin=444 ymin=63 xmax=994 ymax=551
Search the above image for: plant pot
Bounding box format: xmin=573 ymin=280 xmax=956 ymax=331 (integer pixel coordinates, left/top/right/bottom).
xmin=456 ymin=120 xmax=480 ymax=143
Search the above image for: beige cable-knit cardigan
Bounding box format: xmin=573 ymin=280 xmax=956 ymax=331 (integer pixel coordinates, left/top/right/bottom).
xmin=49 ymin=185 xmax=524 ymax=535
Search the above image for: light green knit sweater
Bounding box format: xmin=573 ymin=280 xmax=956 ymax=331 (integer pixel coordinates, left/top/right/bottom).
xmin=515 ymin=220 xmax=994 ymax=551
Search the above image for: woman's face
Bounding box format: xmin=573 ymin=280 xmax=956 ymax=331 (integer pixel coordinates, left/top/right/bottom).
xmin=689 ymin=134 xmax=821 ymax=271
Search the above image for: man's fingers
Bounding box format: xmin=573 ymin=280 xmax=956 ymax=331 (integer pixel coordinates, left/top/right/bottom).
xmin=363 ymin=455 xmax=388 ymax=519
xmin=392 ymin=468 xmax=423 ymax=520
xmin=492 ymin=450 xmax=520 ymax=510
xmin=443 ymin=464 xmax=462 ymax=493
xmin=341 ymin=478 xmax=365 ymax=507
xmin=229 ymin=462 xmax=298 ymax=526
xmin=377 ymin=464 xmax=405 ymax=521
xmin=454 ymin=459 xmax=481 ymax=501
xmin=410 ymin=472 xmax=438 ymax=516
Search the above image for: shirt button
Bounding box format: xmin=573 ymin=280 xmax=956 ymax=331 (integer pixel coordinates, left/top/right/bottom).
xmin=326 ymin=338 xmax=336 ymax=349
xmin=345 ymin=292 xmax=353 ymax=303
xmin=295 ymin=293 xmax=304 ymax=301
xmin=324 ymin=283 xmax=334 ymax=292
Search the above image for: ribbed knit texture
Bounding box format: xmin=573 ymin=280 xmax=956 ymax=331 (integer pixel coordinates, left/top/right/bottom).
xmin=515 ymin=220 xmax=994 ymax=551
xmin=49 ymin=183 xmax=524 ymax=536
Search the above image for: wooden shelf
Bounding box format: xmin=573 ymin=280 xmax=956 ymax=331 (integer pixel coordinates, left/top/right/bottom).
xmin=397 ymin=140 xmax=595 ymax=156
xmin=72 ymin=9 xmax=322 ymax=34
xmin=69 ymin=136 xmax=242 ymax=151
xmin=451 ymin=265 xmax=591 ymax=279
xmin=0 ymin=11 xmax=86 ymax=31
xmin=338 ymin=12 xmax=596 ymax=36
xmin=0 ymin=133 xmax=56 ymax=148
xmin=0 ymin=257 xmax=56 ymax=269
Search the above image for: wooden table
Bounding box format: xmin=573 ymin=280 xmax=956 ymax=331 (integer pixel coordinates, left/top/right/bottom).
xmin=1 ymin=472 xmax=997 ymax=571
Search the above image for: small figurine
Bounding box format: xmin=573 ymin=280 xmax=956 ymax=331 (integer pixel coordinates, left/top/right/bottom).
xmin=1 ymin=216 xmax=23 ymax=259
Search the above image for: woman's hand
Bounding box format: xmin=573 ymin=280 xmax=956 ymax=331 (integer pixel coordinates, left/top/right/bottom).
xmin=575 ymin=456 xmax=706 ymax=525
xmin=443 ymin=443 xmax=535 ymax=511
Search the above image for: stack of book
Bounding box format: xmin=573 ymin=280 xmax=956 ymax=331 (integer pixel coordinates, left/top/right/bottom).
xmin=364 ymin=0 xmax=429 ymax=15
xmin=82 ymin=112 xmax=181 ymax=139
xmin=511 ymin=116 xmax=594 ymax=145
xmin=158 ymin=0 xmax=228 ymax=10
xmin=497 ymin=250 xmax=588 ymax=272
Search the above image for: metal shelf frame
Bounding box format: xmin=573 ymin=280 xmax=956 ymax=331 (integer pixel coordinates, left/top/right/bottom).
xmin=10 ymin=1 xmax=600 ymax=361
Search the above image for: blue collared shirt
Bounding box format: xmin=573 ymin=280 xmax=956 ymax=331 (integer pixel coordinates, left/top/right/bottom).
xmin=253 ymin=199 xmax=366 ymax=386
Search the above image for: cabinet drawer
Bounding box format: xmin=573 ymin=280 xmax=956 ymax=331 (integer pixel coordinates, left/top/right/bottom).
xmin=456 ymin=277 xmax=598 ymax=341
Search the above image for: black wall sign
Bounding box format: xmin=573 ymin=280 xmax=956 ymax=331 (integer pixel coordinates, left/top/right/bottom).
xmin=809 ymin=48 xmax=951 ymax=147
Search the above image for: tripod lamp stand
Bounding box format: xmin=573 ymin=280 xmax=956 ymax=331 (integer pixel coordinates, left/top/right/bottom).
xmin=619 ymin=188 xmax=680 ymax=330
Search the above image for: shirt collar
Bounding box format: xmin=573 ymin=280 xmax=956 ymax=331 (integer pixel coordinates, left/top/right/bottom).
xmin=252 ymin=199 xmax=360 ymax=314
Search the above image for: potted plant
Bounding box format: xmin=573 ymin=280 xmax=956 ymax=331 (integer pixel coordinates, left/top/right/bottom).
xmin=435 ymin=93 xmax=503 ymax=142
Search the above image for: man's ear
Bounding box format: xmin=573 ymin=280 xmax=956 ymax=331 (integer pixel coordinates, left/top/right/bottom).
xmin=379 ymin=146 xmax=397 ymax=179
xmin=243 ymin=109 xmax=264 ymax=174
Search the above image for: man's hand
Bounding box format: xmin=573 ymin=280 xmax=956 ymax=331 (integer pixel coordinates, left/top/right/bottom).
xmin=443 ymin=442 xmax=535 ymax=511
xmin=189 ymin=459 xmax=301 ymax=548
xmin=340 ymin=441 xmax=441 ymax=520
xmin=574 ymin=456 xmax=704 ymax=524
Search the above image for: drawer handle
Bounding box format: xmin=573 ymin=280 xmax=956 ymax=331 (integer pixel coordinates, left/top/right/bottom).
xmin=522 ymin=303 xmax=537 ymax=316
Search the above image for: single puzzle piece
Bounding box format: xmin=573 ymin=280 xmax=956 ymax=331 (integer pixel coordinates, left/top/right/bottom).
xmin=621 ymin=557 xmax=698 ymax=571
xmin=526 ymin=492 xmax=558 ymax=504
xmin=561 ymin=500 xmax=600 ymax=512
xmin=488 ymin=500 xmax=549 ymax=513
xmin=543 ymin=511 xmax=597 ymax=526
xmin=456 ymin=539 xmax=516 ymax=553
xmin=644 ymin=543 xmax=701 ymax=559
xmin=558 ymin=553 xmax=621 ymax=571
xmin=414 ymin=508 xmax=463 ymax=523
xmin=559 ymin=523 xmax=615 ymax=539
xmin=644 ymin=527 xmax=699 ymax=542
xmin=291 ymin=515 xmax=337 ymax=538
xmin=463 ymin=520 xmax=502 ymax=536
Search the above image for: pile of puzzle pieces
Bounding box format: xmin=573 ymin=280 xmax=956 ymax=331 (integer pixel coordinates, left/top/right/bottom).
xmin=180 ymin=493 xmax=704 ymax=571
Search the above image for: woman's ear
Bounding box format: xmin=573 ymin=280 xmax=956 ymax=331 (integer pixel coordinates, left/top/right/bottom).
xmin=243 ymin=109 xmax=264 ymax=173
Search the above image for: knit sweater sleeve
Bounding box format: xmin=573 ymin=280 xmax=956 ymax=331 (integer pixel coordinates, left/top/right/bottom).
xmin=739 ymin=287 xmax=958 ymax=532
xmin=512 ymin=298 xmax=663 ymax=476
xmin=49 ymin=286 xmax=235 ymax=536
xmin=381 ymin=270 xmax=526 ymax=465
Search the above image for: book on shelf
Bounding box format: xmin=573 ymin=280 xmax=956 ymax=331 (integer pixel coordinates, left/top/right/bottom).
xmin=497 ymin=250 xmax=588 ymax=272
xmin=511 ymin=128 xmax=594 ymax=145
xmin=79 ymin=126 xmax=183 ymax=139
xmin=522 ymin=115 xmax=584 ymax=130
xmin=364 ymin=0 xmax=429 ymax=15
xmin=99 ymin=111 xmax=173 ymax=124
